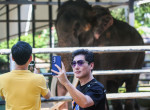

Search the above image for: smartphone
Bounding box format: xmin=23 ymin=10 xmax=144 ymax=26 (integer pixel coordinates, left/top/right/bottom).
xmin=28 ymin=61 xmax=35 ymax=72
xmin=52 ymin=56 xmax=61 ymax=75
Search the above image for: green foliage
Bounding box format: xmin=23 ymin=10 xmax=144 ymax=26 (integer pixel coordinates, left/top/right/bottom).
xmin=134 ymin=20 xmax=145 ymax=35
xmin=111 ymin=3 xmax=150 ymax=27
xmin=111 ymin=3 xmax=150 ymax=35
xmin=0 ymin=29 xmax=50 ymax=62
xmin=111 ymin=8 xmax=126 ymax=22
xmin=134 ymin=3 xmax=150 ymax=27
xmin=0 ymin=55 xmax=8 ymax=62
xmin=0 ymin=39 xmax=19 ymax=62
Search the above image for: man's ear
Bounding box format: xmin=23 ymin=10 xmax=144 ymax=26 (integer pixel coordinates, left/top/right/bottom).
xmin=29 ymin=56 xmax=32 ymax=62
xmin=90 ymin=62 xmax=94 ymax=70
xmin=12 ymin=56 xmax=15 ymax=61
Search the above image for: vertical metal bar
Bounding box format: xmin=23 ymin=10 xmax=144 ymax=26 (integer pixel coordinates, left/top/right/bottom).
xmin=6 ymin=5 xmax=9 ymax=49
xmin=49 ymin=0 xmax=52 ymax=62
xmin=49 ymin=0 xmax=53 ymax=88
xmin=6 ymin=4 xmax=10 ymax=71
xmin=18 ymin=5 xmax=21 ymax=41
xmin=58 ymin=0 xmax=61 ymax=8
xmin=129 ymin=0 xmax=135 ymax=26
xmin=32 ymin=0 xmax=35 ymax=61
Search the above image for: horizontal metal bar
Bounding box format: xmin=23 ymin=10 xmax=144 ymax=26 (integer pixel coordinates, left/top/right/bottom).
xmin=42 ymin=69 xmax=150 ymax=76
xmin=0 ymin=1 xmax=58 ymax=5
xmin=0 ymin=46 xmax=148 ymax=55
xmin=89 ymin=1 xmax=128 ymax=6
xmin=41 ymin=96 xmax=72 ymax=102
xmin=29 ymin=46 xmax=150 ymax=54
xmin=139 ymin=79 xmax=150 ymax=81
xmin=1 ymin=92 xmax=150 ymax=105
xmin=41 ymin=92 xmax=150 ymax=101
xmin=137 ymin=85 xmax=150 ymax=87
xmin=107 ymin=92 xmax=150 ymax=100
xmin=0 ymin=20 xmax=52 ymax=22
xmin=0 ymin=1 xmax=128 ymax=6
xmin=91 ymin=69 xmax=150 ymax=75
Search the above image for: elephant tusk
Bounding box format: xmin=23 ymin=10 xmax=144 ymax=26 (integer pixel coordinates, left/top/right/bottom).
xmin=94 ymin=33 xmax=100 ymax=39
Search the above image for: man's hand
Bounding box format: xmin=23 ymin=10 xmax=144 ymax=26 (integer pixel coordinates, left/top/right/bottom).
xmin=51 ymin=62 xmax=69 ymax=86
xmin=34 ymin=68 xmax=39 ymax=74
xmin=1 ymin=96 xmax=5 ymax=100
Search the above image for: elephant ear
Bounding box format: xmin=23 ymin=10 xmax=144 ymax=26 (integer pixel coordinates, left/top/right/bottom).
xmin=94 ymin=15 xmax=113 ymax=39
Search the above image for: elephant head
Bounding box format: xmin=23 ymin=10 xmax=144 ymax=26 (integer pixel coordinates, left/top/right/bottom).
xmin=55 ymin=0 xmax=94 ymax=47
xmin=92 ymin=6 xmax=114 ymax=39
xmin=55 ymin=1 xmax=114 ymax=47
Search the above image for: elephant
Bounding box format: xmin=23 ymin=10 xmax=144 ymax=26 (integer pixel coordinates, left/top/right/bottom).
xmin=55 ymin=0 xmax=145 ymax=110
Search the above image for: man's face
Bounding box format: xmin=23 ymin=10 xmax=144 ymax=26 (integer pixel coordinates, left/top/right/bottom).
xmin=72 ymin=54 xmax=93 ymax=79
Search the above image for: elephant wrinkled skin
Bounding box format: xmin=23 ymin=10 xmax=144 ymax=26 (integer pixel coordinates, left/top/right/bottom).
xmin=55 ymin=0 xmax=145 ymax=110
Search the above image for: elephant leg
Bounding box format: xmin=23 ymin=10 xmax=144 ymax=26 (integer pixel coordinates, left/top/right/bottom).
xmin=124 ymin=99 xmax=140 ymax=110
xmin=125 ymin=74 xmax=140 ymax=110
xmin=134 ymin=99 xmax=140 ymax=110
xmin=124 ymin=99 xmax=135 ymax=110
xmin=95 ymin=76 xmax=110 ymax=110
xmin=111 ymin=100 xmax=123 ymax=110
xmin=107 ymin=81 xmax=123 ymax=110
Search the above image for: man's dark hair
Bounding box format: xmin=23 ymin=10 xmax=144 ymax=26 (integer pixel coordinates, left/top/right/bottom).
xmin=72 ymin=49 xmax=94 ymax=64
xmin=11 ymin=41 xmax=32 ymax=65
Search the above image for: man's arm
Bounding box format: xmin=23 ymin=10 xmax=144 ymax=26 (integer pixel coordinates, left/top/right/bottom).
xmin=64 ymin=82 xmax=94 ymax=108
xmin=43 ymin=89 xmax=51 ymax=99
xmin=40 ymin=76 xmax=51 ymax=99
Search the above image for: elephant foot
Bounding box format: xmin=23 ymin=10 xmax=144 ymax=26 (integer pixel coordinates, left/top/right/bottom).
xmin=134 ymin=99 xmax=140 ymax=110
xmin=125 ymin=99 xmax=137 ymax=110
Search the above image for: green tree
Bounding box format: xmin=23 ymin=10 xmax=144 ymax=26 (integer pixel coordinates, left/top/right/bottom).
xmin=134 ymin=3 xmax=150 ymax=27
xmin=111 ymin=2 xmax=150 ymax=35
xmin=111 ymin=8 xmax=126 ymax=22
xmin=0 ymin=29 xmax=50 ymax=62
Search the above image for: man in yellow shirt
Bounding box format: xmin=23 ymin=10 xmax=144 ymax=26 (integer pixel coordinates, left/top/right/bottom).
xmin=0 ymin=41 xmax=51 ymax=110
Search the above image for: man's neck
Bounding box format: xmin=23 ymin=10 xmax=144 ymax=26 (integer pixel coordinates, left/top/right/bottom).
xmin=15 ymin=65 xmax=28 ymax=70
xmin=79 ymin=75 xmax=94 ymax=86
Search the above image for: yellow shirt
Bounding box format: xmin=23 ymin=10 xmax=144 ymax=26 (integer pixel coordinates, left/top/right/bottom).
xmin=0 ymin=70 xmax=49 ymax=110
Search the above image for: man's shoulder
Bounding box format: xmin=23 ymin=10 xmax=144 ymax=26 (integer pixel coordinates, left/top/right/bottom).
xmin=0 ymin=72 xmax=10 ymax=77
xmin=85 ymin=79 xmax=105 ymax=94
xmin=31 ymin=73 xmax=45 ymax=79
xmin=90 ymin=79 xmax=104 ymax=88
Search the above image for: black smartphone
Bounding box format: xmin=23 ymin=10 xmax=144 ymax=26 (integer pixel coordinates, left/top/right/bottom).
xmin=28 ymin=61 xmax=35 ymax=72
xmin=52 ymin=56 xmax=61 ymax=75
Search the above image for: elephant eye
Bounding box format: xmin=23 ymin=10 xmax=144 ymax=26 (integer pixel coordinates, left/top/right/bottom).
xmin=73 ymin=22 xmax=81 ymax=37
